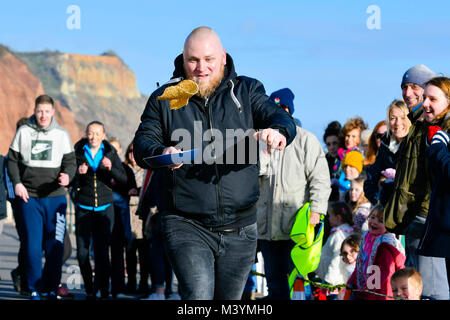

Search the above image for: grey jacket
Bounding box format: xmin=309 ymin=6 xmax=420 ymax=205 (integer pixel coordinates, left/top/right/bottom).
xmin=257 ymin=126 xmax=331 ymax=241
xmin=7 ymin=115 xmax=76 ymax=198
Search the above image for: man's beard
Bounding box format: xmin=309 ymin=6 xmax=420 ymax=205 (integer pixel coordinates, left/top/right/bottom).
xmin=186 ymin=63 xmax=225 ymax=99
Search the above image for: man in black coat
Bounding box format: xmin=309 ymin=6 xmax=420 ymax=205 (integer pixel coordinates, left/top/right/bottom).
xmin=134 ymin=26 xmax=296 ymax=300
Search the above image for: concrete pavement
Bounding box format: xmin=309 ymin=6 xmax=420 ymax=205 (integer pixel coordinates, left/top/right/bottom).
xmin=0 ymin=221 xmax=147 ymax=300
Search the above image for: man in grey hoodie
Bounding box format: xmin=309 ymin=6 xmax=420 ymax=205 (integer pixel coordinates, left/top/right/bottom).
xmin=7 ymin=94 xmax=76 ymax=300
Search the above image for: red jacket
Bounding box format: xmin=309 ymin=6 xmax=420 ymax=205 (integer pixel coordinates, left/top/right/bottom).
xmin=347 ymin=232 xmax=406 ymax=300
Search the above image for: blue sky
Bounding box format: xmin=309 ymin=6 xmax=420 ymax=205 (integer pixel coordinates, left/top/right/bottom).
xmin=1 ymin=0 xmax=450 ymax=143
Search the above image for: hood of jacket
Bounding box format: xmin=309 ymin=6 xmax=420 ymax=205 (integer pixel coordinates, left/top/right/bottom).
xmin=26 ymin=114 xmax=59 ymax=133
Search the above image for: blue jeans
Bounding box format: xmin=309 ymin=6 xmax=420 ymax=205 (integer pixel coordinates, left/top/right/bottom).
xmin=161 ymin=214 xmax=257 ymax=300
xmin=259 ymin=239 xmax=294 ymax=300
xmin=405 ymin=216 xmax=449 ymax=300
xmin=17 ymin=196 xmax=67 ymax=293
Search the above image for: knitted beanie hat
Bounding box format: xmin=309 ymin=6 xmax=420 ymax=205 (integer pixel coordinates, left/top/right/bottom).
xmin=342 ymin=151 xmax=364 ymax=174
xmin=269 ymin=88 xmax=295 ymax=114
xmin=401 ymin=64 xmax=435 ymax=88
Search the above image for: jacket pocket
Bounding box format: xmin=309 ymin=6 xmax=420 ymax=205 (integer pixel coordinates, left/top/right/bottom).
xmin=396 ymin=189 xmax=422 ymax=226
xmin=280 ymin=203 xmax=298 ymax=235
xmin=238 ymin=222 xmax=257 ymax=241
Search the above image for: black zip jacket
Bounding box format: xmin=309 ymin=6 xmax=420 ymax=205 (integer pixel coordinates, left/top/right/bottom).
xmin=74 ymin=138 xmax=127 ymax=208
xmin=133 ymin=53 xmax=296 ymax=229
xmin=364 ymin=132 xmax=399 ymax=206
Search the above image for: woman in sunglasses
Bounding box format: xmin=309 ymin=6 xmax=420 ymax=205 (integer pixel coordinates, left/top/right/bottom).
xmin=364 ymin=99 xmax=412 ymax=206
xmin=364 ymin=121 xmax=387 ymax=167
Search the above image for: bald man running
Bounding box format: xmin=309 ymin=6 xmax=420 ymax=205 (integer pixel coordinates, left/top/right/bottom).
xmin=133 ymin=26 xmax=296 ymax=300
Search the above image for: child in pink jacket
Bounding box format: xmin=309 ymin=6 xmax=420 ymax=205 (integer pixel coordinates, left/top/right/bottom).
xmin=347 ymin=204 xmax=405 ymax=300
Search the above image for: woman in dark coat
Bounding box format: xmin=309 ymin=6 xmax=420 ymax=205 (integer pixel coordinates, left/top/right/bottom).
xmin=417 ymin=77 xmax=450 ymax=290
xmin=418 ymin=127 xmax=450 ymax=258
xmin=364 ymin=100 xmax=411 ymax=206
xmin=417 ymin=77 xmax=450 ymax=259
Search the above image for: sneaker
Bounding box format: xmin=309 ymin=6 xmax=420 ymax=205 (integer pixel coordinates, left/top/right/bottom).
xmin=166 ymin=293 xmax=181 ymax=300
xmin=113 ymin=293 xmax=128 ymax=299
xmin=30 ymin=291 xmax=40 ymax=301
xmin=141 ymin=293 xmax=165 ymax=300
xmin=57 ymin=285 xmax=75 ymax=299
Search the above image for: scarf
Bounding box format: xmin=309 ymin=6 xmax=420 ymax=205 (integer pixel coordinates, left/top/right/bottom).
xmin=355 ymin=231 xmax=405 ymax=290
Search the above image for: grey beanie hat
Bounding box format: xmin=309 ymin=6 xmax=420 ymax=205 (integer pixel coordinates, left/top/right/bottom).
xmin=401 ymin=64 xmax=435 ymax=88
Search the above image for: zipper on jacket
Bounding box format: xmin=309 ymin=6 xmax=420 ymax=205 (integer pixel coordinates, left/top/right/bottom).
xmin=417 ymin=217 xmax=431 ymax=251
xmin=229 ymin=80 xmax=242 ymax=113
xmin=205 ymin=97 xmax=224 ymax=226
xmin=94 ymin=173 xmax=98 ymax=207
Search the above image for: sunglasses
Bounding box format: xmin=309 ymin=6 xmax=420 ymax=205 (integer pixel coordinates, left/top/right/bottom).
xmin=375 ymin=132 xmax=384 ymax=139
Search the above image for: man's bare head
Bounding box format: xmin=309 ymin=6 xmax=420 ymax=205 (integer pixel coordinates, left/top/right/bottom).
xmin=183 ymin=27 xmax=226 ymax=98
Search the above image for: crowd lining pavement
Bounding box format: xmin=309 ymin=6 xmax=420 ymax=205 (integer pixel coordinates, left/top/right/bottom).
xmin=0 ymin=221 xmax=143 ymax=300
xmin=0 ymin=212 xmax=266 ymax=301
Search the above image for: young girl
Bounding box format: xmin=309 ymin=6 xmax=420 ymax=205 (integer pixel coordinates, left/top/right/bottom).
xmin=346 ymin=174 xmax=371 ymax=231
xmin=316 ymin=202 xmax=355 ymax=287
xmin=337 ymin=150 xmax=364 ymax=199
xmin=340 ymin=233 xmax=361 ymax=282
xmin=347 ymin=205 xmax=405 ymax=300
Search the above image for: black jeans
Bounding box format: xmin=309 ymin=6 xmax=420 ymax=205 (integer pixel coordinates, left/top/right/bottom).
xmin=149 ymin=228 xmax=174 ymax=294
xmin=126 ymin=238 xmax=150 ymax=290
xmin=161 ymin=214 xmax=257 ymax=300
xmin=75 ymin=205 xmax=114 ymax=297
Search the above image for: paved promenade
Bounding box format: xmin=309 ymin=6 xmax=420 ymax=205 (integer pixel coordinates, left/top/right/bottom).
xmin=0 ymin=221 xmax=137 ymax=300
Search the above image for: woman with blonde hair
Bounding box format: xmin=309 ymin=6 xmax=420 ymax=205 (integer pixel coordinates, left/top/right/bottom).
xmin=364 ymin=99 xmax=412 ymax=206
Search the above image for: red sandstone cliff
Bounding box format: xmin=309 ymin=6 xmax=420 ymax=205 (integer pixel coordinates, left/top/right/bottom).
xmin=0 ymin=46 xmax=82 ymax=155
xmin=1 ymin=46 xmax=147 ymax=157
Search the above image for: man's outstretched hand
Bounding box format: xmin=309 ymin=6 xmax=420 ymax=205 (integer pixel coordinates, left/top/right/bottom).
xmin=254 ymin=128 xmax=287 ymax=154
